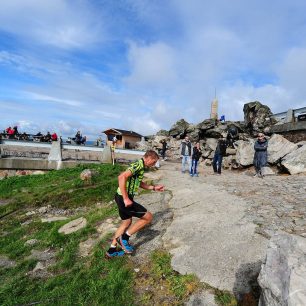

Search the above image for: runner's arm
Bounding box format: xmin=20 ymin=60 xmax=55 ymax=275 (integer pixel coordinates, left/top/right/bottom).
xmin=140 ymin=182 xmax=165 ymax=192
xmin=118 ymin=170 xmax=133 ymax=206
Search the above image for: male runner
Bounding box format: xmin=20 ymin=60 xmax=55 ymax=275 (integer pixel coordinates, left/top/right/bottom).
xmin=106 ymin=150 xmax=165 ymax=258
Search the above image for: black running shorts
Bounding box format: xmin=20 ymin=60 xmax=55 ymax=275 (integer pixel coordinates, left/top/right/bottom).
xmin=115 ymin=193 xmax=147 ymax=220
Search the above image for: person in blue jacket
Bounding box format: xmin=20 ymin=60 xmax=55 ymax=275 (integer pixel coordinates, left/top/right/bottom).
xmin=253 ymin=133 xmax=268 ymax=177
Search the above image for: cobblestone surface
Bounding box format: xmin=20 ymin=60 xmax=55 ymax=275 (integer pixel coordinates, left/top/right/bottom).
xmin=200 ymin=166 xmax=306 ymax=239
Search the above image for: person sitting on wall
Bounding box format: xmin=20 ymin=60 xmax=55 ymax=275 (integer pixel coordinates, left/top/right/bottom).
xmin=81 ymin=135 xmax=86 ymax=145
xmin=75 ymin=131 xmax=82 ymax=144
xmin=34 ymin=132 xmax=43 ymax=142
xmin=75 ymin=131 xmax=86 ymax=145
xmin=44 ymin=132 xmax=52 ymax=142
xmin=19 ymin=132 xmax=29 ymax=141
xmin=8 ymin=126 xmax=15 ymax=139
xmin=51 ymin=132 xmax=58 ymax=141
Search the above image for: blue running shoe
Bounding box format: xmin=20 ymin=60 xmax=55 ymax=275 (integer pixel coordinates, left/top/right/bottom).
xmin=117 ymin=236 xmax=134 ymax=254
xmin=105 ymin=248 xmax=125 ymax=259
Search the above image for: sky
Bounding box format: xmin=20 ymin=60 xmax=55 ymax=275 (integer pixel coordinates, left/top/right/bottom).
xmin=1 ymin=0 xmax=306 ymax=140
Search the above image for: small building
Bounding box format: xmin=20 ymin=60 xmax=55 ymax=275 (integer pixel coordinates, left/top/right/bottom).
xmin=103 ymin=128 xmax=142 ymax=149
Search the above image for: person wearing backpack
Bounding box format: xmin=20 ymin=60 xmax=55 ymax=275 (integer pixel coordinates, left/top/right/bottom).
xmin=212 ymin=137 xmax=228 ymax=175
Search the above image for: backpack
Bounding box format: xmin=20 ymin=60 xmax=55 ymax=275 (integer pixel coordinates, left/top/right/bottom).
xmin=219 ymin=140 xmax=227 ymax=155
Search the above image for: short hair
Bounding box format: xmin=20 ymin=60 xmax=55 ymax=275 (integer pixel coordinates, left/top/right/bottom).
xmin=144 ymin=150 xmax=159 ymax=159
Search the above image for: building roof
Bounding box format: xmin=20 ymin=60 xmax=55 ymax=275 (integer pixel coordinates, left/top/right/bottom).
xmin=103 ymin=128 xmax=142 ymax=137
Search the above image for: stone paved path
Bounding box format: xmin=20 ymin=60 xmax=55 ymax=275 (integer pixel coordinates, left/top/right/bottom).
xmin=132 ymin=161 xmax=306 ymax=298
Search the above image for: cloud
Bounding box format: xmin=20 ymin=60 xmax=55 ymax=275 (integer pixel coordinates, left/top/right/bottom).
xmin=125 ymin=42 xmax=177 ymax=89
xmin=0 ymin=0 xmax=104 ymax=49
xmin=1 ymin=1 xmax=306 ymax=138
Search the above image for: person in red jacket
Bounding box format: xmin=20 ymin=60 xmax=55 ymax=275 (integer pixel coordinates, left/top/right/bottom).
xmin=51 ymin=132 xmax=58 ymax=141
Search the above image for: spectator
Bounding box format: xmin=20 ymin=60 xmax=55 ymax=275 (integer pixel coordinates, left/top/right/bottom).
xmin=44 ymin=132 xmax=51 ymax=142
xmin=96 ymin=137 xmax=102 ymax=146
xmin=180 ymin=136 xmax=192 ymax=173
xmin=253 ymin=133 xmax=268 ymax=178
xmin=8 ymin=127 xmax=15 ymax=139
xmin=160 ymin=139 xmax=168 ymax=160
xmin=13 ymin=126 xmax=19 ymax=135
xmin=75 ymin=131 xmax=82 ymax=144
xmin=51 ymin=132 xmax=58 ymax=141
xmin=190 ymin=142 xmax=202 ymax=177
xmin=34 ymin=132 xmax=43 ymax=142
xmin=111 ymin=138 xmax=117 ymax=165
xmin=212 ymin=137 xmax=228 ymax=175
xmin=75 ymin=131 xmax=86 ymax=145
xmin=19 ymin=132 xmax=29 ymax=141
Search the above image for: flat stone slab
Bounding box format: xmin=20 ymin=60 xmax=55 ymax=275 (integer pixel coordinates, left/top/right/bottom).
xmin=41 ymin=216 xmax=68 ymax=223
xmin=0 ymin=199 xmax=11 ymax=207
xmin=0 ymin=255 xmax=16 ymax=268
xmin=58 ymin=217 xmax=87 ymax=234
xmin=186 ymin=291 xmax=217 ymax=306
xmin=161 ymin=164 xmax=268 ymax=295
xmin=79 ymin=238 xmax=98 ymax=257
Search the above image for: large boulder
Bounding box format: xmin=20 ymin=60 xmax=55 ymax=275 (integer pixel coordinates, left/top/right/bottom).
xmin=267 ymin=134 xmax=297 ymax=164
xmin=197 ymin=118 xmax=216 ymax=131
xmin=156 ymin=129 xmax=169 ymax=136
xmin=243 ymin=101 xmax=275 ymax=135
xmin=169 ymin=119 xmax=190 ymax=138
xmin=186 ymin=124 xmax=199 ymax=142
xmin=235 ymin=139 xmax=255 ymax=166
xmin=281 ymin=144 xmax=306 ymax=174
xmin=202 ymin=138 xmax=217 ymax=158
xmin=258 ymin=232 xmax=306 ymax=306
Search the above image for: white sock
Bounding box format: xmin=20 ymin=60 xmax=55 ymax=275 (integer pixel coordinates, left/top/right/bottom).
xmin=126 ymin=231 xmax=131 ymax=237
xmin=110 ymin=244 xmax=116 ymax=248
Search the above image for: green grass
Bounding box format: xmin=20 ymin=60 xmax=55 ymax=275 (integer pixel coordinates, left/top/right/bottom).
xmin=215 ymin=289 xmax=237 ymax=306
xmin=0 ymin=163 xmax=137 ymax=305
xmin=0 ymin=163 xmax=214 ymax=305
xmin=0 ymin=163 xmax=123 ymax=217
xmin=0 ymin=245 xmax=134 ymax=306
xmin=151 ymin=250 xmax=199 ymax=300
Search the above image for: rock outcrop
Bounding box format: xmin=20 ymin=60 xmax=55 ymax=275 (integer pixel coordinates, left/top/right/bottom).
xmin=169 ymin=119 xmax=190 ymax=138
xmin=267 ymin=134 xmax=297 ymax=164
xmin=258 ymin=232 xmax=306 ymax=306
xmin=281 ymin=144 xmax=306 ymax=174
xmin=235 ymin=139 xmax=255 ymax=166
xmin=137 ymin=101 xmax=305 ymax=175
xmin=243 ymin=101 xmax=275 ymax=136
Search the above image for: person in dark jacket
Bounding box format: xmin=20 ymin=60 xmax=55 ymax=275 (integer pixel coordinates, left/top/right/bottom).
xmin=161 ymin=139 xmax=168 ymax=160
xmin=253 ymin=133 xmax=268 ymax=177
xmin=190 ymin=142 xmax=202 ymax=177
xmin=212 ymin=137 xmax=228 ymax=174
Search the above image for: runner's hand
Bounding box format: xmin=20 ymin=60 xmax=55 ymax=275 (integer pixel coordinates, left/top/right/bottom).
xmin=154 ymin=185 xmax=165 ymax=192
xmin=124 ymin=198 xmax=133 ymax=207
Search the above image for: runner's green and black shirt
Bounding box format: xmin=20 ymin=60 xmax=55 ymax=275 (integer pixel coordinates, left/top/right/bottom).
xmin=117 ymin=158 xmax=145 ymax=197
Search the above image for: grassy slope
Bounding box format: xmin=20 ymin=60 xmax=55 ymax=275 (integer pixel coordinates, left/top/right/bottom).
xmin=0 ymin=164 xmax=206 ymax=306
xmin=0 ymin=164 xmax=134 ymax=306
